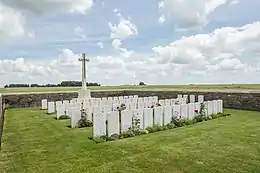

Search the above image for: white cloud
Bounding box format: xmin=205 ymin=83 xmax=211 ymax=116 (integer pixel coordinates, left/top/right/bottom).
xmin=152 ymin=21 xmax=260 ymax=73
xmin=112 ymin=39 xmax=133 ymax=58
xmin=159 ymin=0 xmax=230 ymax=30
xmin=27 ymin=31 xmax=35 ymax=38
xmin=109 ymin=16 xmax=138 ymax=40
xmin=2 ymin=22 xmax=260 ymax=86
xmin=74 ymin=26 xmax=86 ymax=38
xmin=0 ymin=0 xmax=94 ymax=15
xmin=0 ymin=0 xmax=93 ymax=40
xmin=109 ymin=14 xmax=137 ymax=58
xmin=0 ymin=2 xmax=25 ymax=38
xmin=158 ymin=15 xmax=165 ymax=24
xmin=112 ymin=39 xmax=122 ymax=49
xmin=97 ymin=42 xmax=104 ymax=49
xmin=230 ymin=0 xmax=239 ymax=5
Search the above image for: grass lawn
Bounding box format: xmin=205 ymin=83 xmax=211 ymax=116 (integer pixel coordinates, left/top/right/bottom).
xmin=1 ymin=84 xmax=260 ymax=93
xmin=1 ymin=108 xmax=260 ymax=173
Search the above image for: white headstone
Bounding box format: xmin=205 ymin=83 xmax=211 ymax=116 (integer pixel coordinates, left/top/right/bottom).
xmin=207 ymin=101 xmax=213 ymax=116
xmin=71 ymin=109 xmax=81 ymax=128
xmin=66 ymin=104 xmax=74 ymax=118
xmin=107 ymin=111 xmax=120 ymax=136
xmin=129 ymin=96 xmax=134 ymax=102
xmin=158 ymin=100 xmax=165 ymax=106
xmin=195 ymin=102 xmax=201 ymax=112
xmin=137 ymin=102 xmax=144 ymax=109
xmin=189 ymin=95 xmax=195 ymax=103
xmin=113 ymin=96 xmax=119 ymax=100
xmin=153 ymin=96 xmax=158 ymax=102
xmin=132 ymin=109 xmax=144 ymax=130
xmin=143 ymin=108 xmax=153 ymax=129
xmin=70 ymin=99 xmax=77 ymax=104
xmin=112 ymin=104 xmax=119 ymax=111
xmin=188 ymin=103 xmax=195 ymax=119
xmin=41 ymin=99 xmax=48 ymax=110
xmin=102 ymin=97 xmax=107 ymax=101
xmin=163 ymin=106 xmax=172 ymax=125
xmin=164 ymin=99 xmax=171 ymax=106
xmin=177 ymin=94 xmax=182 ymax=99
xmin=56 ymin=103 xmax=65 ymax=119
xmin=198 ymin=95 xmax=204 ymax=103
xmin=217 ymin=100 xmax=223 ymax=113
xmin=93 ymin=111 xmax=106 ymax=137
xmin=183 ymin=95 xmax=188 ymax=103
xmin=143 ymin=97 xmax=148 ymax=102
xmin=180 ymin=104 xmax=188 ymax=119
xmin=121 ymin=110 xmax=133 ymax=133
xmin=129 ymin=102 xmax=136 ymax=110
xmin=172 ymin=105 xmax=181 ymax=118
xmin=55 ymin=101 xmax=62 ymax=106
xmin=154 ymin=106 xmax=163 ymax=126
xmin=47 ymin=102 xmax=55 ymax=114
xmin=170 ymin=99 xmax=176 ymax=105
xmin=212 ymin=100 xmax=218 ymax=114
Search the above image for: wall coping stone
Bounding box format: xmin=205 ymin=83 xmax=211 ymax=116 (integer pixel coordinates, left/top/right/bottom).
xmin=2 ymin=89 xmax=260 ymax=96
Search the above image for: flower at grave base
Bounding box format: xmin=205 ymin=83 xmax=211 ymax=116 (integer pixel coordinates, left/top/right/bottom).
xmin=151 ymin=105 xmax=154 ymax=108
xmin=194 ymin=109 xmax=199 ymax=113
xmin=143 ymin=130 xmax=149 ymax=134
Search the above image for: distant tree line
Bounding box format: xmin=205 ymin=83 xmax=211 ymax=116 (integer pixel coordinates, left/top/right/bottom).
xmin=4 ymin=81 xmax=101 ymax=88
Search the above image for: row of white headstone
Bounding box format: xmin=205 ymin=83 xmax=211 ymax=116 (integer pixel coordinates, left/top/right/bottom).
xmin=93 ymin=99 xmax=223 ymax=137
xmin=42 ymin=94 xmax=205 ymax=115
xmin=41 ymin=94 xmax=207 ymax=129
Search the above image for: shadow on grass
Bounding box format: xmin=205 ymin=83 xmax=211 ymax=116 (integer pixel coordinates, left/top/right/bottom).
xmin=67 ymin=125 xmax=71 ymax=128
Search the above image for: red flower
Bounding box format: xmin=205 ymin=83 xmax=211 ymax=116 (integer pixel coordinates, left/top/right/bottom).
xmin=194 ymin=109 xmax=198 ymax=113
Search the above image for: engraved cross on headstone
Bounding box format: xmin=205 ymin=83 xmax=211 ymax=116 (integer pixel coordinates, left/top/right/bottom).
xmin=78 ymin=53 xmax=89 ymax=89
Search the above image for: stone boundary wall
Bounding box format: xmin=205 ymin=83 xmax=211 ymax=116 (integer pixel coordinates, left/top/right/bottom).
xmin=2 ymin=90 xmax=260 ymax=111
xmin=0 ymin=94 xmax=4 ymax=149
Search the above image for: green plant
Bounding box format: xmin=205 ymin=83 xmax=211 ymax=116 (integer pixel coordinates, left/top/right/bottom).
xmin=121 ymin=130 xmax=135 ymax=138
xmin=211 ymin=114 xmax=221 ymax=119
xmin=194 ymin=103 xmax=207 ymax=122
xmin=58 ymin=115 xmax=70 ymax=120
xmin=91 ymin=137 xmax=106 ymax=143
xmin=183 ymin=119 xmax=193 ymax=125
xmin=145 ymin=126 xmax=156 ymax=133
xmin=166 ymin=123 xmax=176 ymax=129
xmin=78 ymin=116 xmax=93 ymax=128
xmin=132 ymin=117 xmax=141 ymax=131
xmin=171 ymin=116 xmax=186 ymax=127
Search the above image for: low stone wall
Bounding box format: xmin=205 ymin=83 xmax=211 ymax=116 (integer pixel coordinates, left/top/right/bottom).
xmin=2 ymin=90 xmax=260 ymax=111
xmin=0 ymin=94 xmax=4 ymax=149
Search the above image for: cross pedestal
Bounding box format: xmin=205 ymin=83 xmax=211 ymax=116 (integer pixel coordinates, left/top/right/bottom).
xmin=78 ymin=53 xmax=91 ymax=99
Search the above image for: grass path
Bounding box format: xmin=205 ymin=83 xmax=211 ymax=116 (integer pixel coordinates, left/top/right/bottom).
xmin=2 ymin=84 xmax=260 ymax=93
xmin=0 ymin=108 xmax=260 ymax=172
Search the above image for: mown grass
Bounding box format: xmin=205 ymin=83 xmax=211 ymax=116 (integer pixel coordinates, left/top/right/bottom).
xmin=0 ymin=108 xmax=260 ymax=173
xmin=1 ymin=84 xmax=260 ymax=93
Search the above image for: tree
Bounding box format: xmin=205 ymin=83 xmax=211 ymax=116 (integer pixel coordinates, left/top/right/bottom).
xmin=139 ymin=82 xmax=146 ymax=86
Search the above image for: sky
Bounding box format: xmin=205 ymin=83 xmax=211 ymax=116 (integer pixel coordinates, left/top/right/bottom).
xmin=1 ymin=0 xmax=260 ymax=86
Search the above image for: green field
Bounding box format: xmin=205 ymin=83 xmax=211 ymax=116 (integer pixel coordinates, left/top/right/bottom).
xmin=1 ymin=84 xmax=260 ymax=93
xmin=1 ymin=108 xmax=260 ymax=173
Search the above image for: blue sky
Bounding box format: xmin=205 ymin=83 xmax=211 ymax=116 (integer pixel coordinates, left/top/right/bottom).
xmin=0 ymin=0 xmax=260 ymax=86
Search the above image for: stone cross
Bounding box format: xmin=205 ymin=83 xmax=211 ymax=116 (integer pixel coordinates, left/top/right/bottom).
xmin=78 ymin=53 xmax=89 ymax=89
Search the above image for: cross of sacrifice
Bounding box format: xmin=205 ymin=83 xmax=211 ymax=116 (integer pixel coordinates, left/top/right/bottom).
xmin=78 ymin=53 xmax=90 ymax=89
